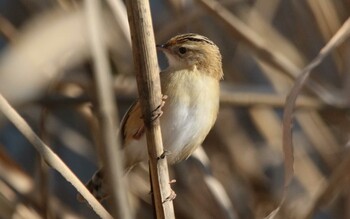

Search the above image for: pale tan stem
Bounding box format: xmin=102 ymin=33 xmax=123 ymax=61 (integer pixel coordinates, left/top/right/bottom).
xmin=126 ymin=0 xmax=175 ymax=218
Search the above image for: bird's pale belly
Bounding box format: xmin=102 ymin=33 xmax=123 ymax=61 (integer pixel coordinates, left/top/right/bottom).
xmin=160 ymin=101 xmax=217 ymax=163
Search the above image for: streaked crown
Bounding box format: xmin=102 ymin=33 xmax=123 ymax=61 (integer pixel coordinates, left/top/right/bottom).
xmin=158 ymin=33 xmax=223 ymax=80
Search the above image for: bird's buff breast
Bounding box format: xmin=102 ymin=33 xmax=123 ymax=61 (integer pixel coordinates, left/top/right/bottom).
xmin=160 ymin=69 xmax=220 ymax=163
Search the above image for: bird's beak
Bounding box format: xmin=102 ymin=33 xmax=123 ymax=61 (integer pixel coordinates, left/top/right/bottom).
xmin=156 ymin=44 xmax=166 ymax=51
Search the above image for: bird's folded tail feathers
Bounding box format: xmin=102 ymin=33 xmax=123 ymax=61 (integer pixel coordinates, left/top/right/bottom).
xmin=77 ymin=169 xmax=108 ymax=202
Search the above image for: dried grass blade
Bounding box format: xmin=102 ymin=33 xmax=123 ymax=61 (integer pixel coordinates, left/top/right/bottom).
xmin=0 ymin=93 xmax=113 ymax=219
xmin=283 ymin=17 xmax=350 ymax=191
xmin=267 ymin=17 xmax=350 ymax=219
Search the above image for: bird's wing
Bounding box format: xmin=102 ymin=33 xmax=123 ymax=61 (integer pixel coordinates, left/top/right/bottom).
xmin=78 ymin=100 xmax=146 ymax=203
xmin=120 ymin=100 xmax=145 ymax=147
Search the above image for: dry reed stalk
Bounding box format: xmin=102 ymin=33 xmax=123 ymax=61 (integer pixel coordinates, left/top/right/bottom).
xmin=0 ymin=93 xmax=112 ymax=218
xmin=85 ymin=0 xmax=132 ymax=218
xmin=126 ymin=0 xmax=175 ymax=218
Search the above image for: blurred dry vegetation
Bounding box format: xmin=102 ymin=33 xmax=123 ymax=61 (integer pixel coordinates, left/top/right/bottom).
xmin=0 ymin=0 xmax=350 ymax=219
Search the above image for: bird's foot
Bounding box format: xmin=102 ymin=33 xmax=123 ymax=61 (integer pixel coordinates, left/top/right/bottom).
xmin=151 ymin=94 xmax=168 ymax=121
xmin=163 ymin=179 xmax=177 ymax=203
xmin=158 ymin=150 xmax=171 ymax=160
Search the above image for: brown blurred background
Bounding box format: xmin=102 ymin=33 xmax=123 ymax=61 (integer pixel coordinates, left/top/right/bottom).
xmin=0 ymin=0 xmax=350 ymax=218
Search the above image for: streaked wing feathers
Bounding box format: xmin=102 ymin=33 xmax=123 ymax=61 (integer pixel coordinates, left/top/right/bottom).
xmin=120 ymin=100 xmax=145 ymax=147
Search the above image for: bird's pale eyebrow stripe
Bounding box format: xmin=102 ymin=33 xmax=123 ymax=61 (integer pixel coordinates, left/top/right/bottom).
xmin=176 ymin=34 xmax=215 ymax=45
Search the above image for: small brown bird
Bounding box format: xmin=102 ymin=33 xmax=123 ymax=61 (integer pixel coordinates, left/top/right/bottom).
xmin=81 ymin=33 xmax=223 ymax=201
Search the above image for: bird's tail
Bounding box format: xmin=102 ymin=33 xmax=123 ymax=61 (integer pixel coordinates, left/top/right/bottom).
xmin=77 ymin=169 xmax=108 ymax=202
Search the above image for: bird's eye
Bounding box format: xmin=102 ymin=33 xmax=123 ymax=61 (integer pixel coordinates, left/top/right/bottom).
xmin=178 ymin=47 xmax=187 ymax=54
